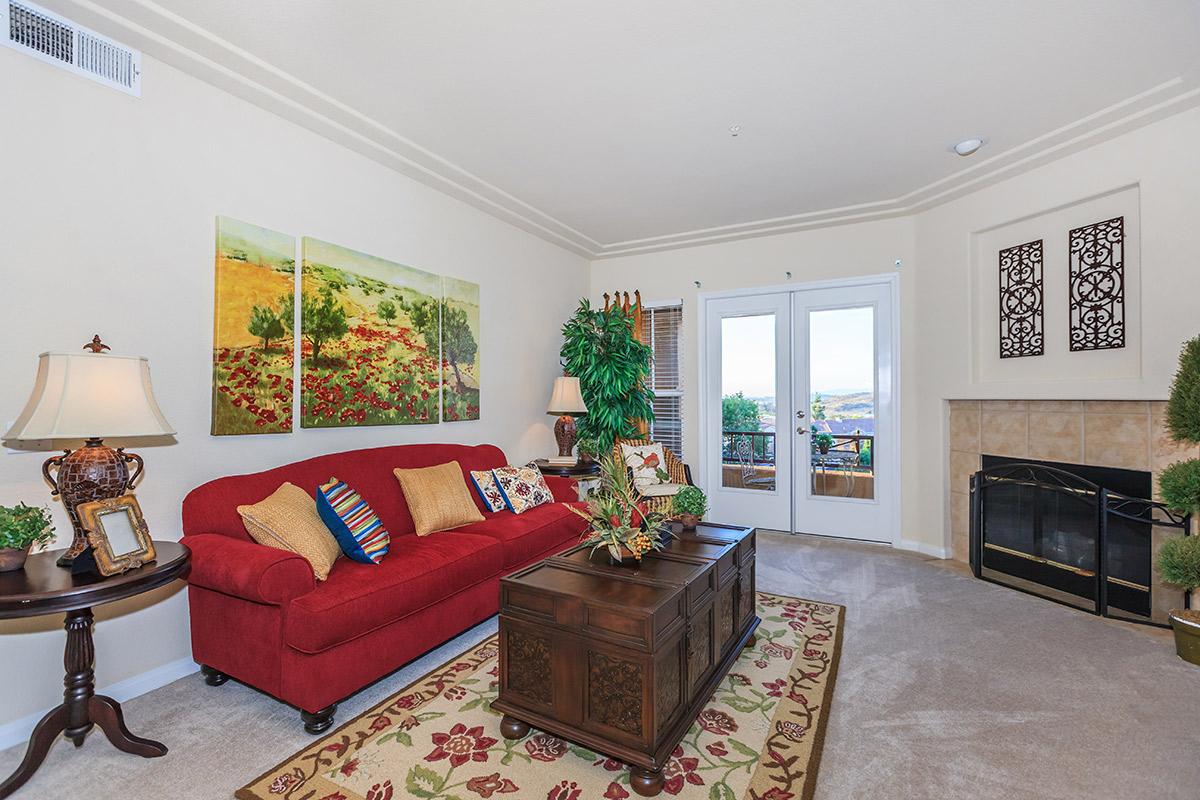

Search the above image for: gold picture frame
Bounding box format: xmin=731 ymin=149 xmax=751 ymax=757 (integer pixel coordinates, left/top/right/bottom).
xmin=77 ymin=495 xmax=156 ymax=576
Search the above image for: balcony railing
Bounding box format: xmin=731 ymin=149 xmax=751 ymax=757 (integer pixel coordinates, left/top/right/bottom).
xmin=721 ymin=430 xmax=874 ymax=473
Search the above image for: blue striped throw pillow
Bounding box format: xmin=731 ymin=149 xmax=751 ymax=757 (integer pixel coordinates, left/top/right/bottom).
xmin=316 ymin=477 xmax=390 ymax=564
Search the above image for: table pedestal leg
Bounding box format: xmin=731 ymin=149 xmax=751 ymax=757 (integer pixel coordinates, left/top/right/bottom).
xmin=0 ymin=607 xmax=166 ymax=799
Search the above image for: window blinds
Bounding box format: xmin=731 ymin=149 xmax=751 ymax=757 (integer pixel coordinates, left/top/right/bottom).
xmin=641 ymin=304 xmax=684 ymax=459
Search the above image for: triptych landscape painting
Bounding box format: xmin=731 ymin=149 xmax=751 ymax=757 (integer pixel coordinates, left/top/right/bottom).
xmin=211 ymin=216 xmax=296 ymax=435
xmin=211 ymin=218 xmax=481 ymax=435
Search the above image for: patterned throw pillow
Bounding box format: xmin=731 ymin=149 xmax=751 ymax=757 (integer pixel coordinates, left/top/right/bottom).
xmin=316 ymin=477 xmax=390 ymax=564
xmin=469 ymin=469 xmax=507 ymax=512
xmin=491 ymin=465 xmax=555 ymax=515
xmin=621 ymin=442 xmax=670 ymax=490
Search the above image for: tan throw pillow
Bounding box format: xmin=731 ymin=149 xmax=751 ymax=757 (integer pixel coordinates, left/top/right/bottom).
xmin=394 ymin=461 xmax=485 ymax=536
xmin=237 ymin=482 xmax=342 ymax=581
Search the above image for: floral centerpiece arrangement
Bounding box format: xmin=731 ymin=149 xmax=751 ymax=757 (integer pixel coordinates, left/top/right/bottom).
xmin=569 ymin=454 xmax=669 ymax=563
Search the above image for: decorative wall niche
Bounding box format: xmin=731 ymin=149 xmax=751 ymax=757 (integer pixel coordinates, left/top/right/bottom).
xmin=970 ymin=186 xmax=1140 ymax=384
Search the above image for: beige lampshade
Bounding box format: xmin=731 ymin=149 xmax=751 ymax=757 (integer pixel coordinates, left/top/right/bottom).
xmin=546 ymin=376 xmax=588 ymax=416
xmin=4 ymin=351 xmax=175 ymax=440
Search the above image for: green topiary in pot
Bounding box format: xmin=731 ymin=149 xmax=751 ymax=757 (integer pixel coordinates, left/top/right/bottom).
xmin=0 ymin=503 xmax=56 ymax=572
xmin=1159 ymin=458 xmax=1200 ymax=515
xmin=1158 ymin=535 xmax=1200 ymax=593
xmin=672 ymin=486 xmax=708 ymax=529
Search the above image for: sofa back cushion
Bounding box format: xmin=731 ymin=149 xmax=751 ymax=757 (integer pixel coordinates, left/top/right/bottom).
xmin=183 ymin=443 xmax=507 ymax=540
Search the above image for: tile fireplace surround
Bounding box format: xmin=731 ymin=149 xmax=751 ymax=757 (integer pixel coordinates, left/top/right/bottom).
xmin=946 ymin=400 xmax=1198 ymax=564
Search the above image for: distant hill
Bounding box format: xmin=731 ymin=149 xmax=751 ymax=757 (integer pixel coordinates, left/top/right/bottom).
xmin=815 ymin=391 xmax=873 ymax=419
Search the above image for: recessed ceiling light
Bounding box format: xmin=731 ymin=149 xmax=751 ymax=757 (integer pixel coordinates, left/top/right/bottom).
xmin=729 ymin=124 xmax=742 ymax=137
xmin=953 ymin=138 xmax=985 ymax=156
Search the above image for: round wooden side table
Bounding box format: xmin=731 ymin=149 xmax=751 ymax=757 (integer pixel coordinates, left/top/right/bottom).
xmin=532 ymin=459 xmax=602 ymax=500
xmin=531 ymin=459 xmax=602 ymax=479
xmin=0 ymin=541 xmax=190 ymax=799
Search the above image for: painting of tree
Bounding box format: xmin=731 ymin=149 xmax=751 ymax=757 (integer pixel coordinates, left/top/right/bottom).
xmin=211 ymin=217 xmax=295 ymax=435
xmin=299 ymin=238 xmax=442 ymax=428
xmin=441 ymin=276 xmax=481 ymax=421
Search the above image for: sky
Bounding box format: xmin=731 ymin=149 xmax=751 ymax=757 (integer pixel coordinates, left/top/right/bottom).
xmin=721 ymin=307 xmax=874 ymax=398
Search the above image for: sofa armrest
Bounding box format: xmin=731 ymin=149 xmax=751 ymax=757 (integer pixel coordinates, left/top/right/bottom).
xmin=182 ymin=533 xmax=315 ymax=605
xmin=544 ymin=475 xmax=579 ymax=503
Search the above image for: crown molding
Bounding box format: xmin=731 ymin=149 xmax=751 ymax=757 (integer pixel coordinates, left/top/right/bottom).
xmin=592 ymin=76 xmax=1200 ymax=258
xmin=41 ymin=0 xmax=1200 ymax=263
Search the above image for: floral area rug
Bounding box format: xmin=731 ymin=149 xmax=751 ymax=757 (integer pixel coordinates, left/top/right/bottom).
xmin=238 ymin=594 xmax=844 ymax=800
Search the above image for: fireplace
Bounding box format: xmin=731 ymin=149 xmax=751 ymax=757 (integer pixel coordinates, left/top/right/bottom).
xmin=970 ymin=455 xmax=1189 ymax=626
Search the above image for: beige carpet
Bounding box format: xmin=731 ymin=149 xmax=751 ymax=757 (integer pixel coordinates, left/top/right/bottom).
xmin=237 ymin=594 xmax=843 ymax=800
xmin=2 ymin=532 xmax=1199 ymax=799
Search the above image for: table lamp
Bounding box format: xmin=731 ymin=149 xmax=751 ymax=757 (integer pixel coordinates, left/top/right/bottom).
xmin=4 ymin=337 xmax=175 ymax=567
xmin=547 ymin=376 xmax=588 ymax=458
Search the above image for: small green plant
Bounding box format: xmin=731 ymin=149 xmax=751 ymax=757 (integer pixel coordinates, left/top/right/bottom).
xmin=672 ymin=486 xmax=708 ymax=517
xmin=813 ymin=431 xmax=835 ymax=453
xmin=576 ymin=436 xmax=602 ymax=460
xmin=0 ymin=504 xmax=55 ymax=551
xmin=1157 ymin=535 xmax=1200 ymax=591
xmin=1160 ymin=459 xmax=1200 ymax=514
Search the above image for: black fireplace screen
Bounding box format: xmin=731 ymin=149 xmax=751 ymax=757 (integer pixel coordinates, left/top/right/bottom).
xmin=970 ymin=458 xmax=1190 ymax=626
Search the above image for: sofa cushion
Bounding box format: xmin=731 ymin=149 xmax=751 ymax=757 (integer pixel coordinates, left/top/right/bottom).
xmin=458 ymin=502 xmax=587 ymax=567
xmin=284 ymin=531 xmax=503 ymax=653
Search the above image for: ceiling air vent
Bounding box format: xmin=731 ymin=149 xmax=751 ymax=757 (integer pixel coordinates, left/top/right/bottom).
xmin=4 ymin=0 xmax=140 ymax=96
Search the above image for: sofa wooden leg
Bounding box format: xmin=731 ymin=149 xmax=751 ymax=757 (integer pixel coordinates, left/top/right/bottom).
xmin=200 ymin=665 xmax=229 ymax=686
xmin=301 ymin=704 xmax=337 ymax=735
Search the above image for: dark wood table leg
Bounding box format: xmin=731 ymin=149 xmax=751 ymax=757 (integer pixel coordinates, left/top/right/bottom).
xmin=629 ymin=765 xmax=665 ymax=797
xmin=89 ymin=696 xmax=166 ymax=757
xmin=0 ymin=606 xmax=167 ymax=799
xmin=0 ymin=706 xmax=67 ymax=799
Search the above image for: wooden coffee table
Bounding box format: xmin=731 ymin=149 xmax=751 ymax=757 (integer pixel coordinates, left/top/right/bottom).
xmin=492 ymin=522 xmax=757 ymax=797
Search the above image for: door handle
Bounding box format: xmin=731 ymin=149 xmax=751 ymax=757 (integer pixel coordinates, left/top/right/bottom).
xmin=797 ymin=426 xmax=807 ymax=435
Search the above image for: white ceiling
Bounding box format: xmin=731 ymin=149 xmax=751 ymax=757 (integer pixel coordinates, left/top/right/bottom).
xmin=43 ymin=1 xmax=1200 ymax=256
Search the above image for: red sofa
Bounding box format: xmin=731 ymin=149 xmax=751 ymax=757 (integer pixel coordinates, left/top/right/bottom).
xmin=181 ymin=443 xmax=586 ymax=732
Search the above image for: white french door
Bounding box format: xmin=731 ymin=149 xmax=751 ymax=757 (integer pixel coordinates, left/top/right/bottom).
xmin=702 ymin=277 xmax=897 ymax=543
xmin=704 ymin=293 xmax=792 ymax=531
xmin=792 ymin=282 xmax=894 ymax=542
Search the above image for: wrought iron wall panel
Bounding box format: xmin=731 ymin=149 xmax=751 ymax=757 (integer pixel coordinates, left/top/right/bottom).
xmin=1068 ymin=216 xmax=1125 ymax=351
xmin=998 ymin=239 xmax=1044 ymax=358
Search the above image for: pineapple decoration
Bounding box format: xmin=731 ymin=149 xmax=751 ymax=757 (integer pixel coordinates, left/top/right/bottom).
xmin=569 ymin=454 xmax=669 ymax=563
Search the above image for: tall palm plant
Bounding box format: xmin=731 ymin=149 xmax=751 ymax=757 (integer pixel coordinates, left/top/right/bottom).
xmin=559 ymin=299 xmax=655 ymax=450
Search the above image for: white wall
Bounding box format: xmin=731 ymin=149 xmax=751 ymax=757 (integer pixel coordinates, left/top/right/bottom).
xmin=912 ymin=105 xmax=1200 ymax=563
xmin=0 ymin=48 xmax=587 ymax=731
xmin=591 ymin=106 xmax=1200 ymax=556
xmin=589 ymin=218 xmax=921 ymax=543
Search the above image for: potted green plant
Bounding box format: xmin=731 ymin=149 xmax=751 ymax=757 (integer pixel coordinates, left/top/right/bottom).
xmin=0 ymin=503 xmax=55 ymax=572
xmin=1155 ymin=334 xmax=1200 ymax=663
xmin=1155 ymin=532 xmax=1200 ymax=666
xmin=813 ymin=431 xmax=835 ymax=455
xmin=560 ymin=300 xmax=655 ymax=448
xmin=576 ymin=435 xmax=602 ymax=464
xmin=671 ymin=486 xmax=708 ymax=529
xmin=568 ymin=454 xmax=668 ymax=564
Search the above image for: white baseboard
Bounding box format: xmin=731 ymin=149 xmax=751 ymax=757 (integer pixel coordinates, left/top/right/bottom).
xmin=0 ymin=657 xmax=198 ymax=752
xmin=896 ymin=538 xmax=952 ymax=560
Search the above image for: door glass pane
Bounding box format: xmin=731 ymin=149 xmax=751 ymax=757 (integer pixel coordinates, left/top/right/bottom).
xmin=720 ymin=314 xmax=776 ymax=491
xmin=809 ymin=307 xmax=875 ymax=499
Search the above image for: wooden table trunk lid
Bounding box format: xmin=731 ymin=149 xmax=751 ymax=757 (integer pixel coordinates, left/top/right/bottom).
xmin=494 ymin=522 xmax=757 ymax=775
